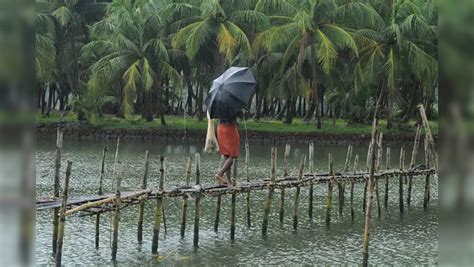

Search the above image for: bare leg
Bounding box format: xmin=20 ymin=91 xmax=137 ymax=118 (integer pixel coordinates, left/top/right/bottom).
xmin=215 ymin=156 xmax=234 ymax=186
xmin=218 ymin=156 xmax=233 ymax=177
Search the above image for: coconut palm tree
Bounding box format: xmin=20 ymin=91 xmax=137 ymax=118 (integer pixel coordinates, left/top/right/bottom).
xmin=253 ymin=0 xmax=358 ymax=128
xmin=84 ymin=0 xmax=182 ymax=123
xmin=347 ymin=0 xmax=437 ymax=128
xmin=167 ymin=0 xmax=268 ymax=73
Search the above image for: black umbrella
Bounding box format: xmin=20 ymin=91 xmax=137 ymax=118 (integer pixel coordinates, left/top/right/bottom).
xmin=205 ymin=67 xmax=257 ymax=120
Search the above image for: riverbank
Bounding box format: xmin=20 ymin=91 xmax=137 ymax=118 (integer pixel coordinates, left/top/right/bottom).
xmin=36 ymin=112 xmax=438 ymax=144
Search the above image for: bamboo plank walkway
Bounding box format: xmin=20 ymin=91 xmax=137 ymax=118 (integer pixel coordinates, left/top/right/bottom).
xmin=36 ymin=167 xmax=434 ymax=214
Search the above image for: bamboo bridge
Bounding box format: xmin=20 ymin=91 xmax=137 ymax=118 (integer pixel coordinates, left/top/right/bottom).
xmin=37 ymin=106 xmax=438 ymax=267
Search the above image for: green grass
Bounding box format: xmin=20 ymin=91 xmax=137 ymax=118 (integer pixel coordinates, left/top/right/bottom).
xmin=35 ymin=111 xmax=438 ymax=135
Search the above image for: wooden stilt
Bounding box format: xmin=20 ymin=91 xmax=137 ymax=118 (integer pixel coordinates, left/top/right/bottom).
xmin=162 ymin=200 xmax=167 ymax=235
xmin=230 ymin=159 xmax=238 ymax=241
xmin=137 ymin=150 xmax=149 ymax=243
xmin=399 ymin=147 xmax=405 ymax=213
xmin=293 ymin=155 xmax=306 ymax=230
xmin=418 ymin=104 xmax=438 ymax=172
xmin=423 ymin=135 xmax=431 ymax=210
xmin=193 ymin=153 xmax=201 ymax=248
xmin=339 ymin=145 xmax=352 ymax=215
xmin=52 ymin=127 xmax=63 ymax=255
xmin=95 ymin=145 xmax=107 ymax=249
xmin=111 ymin=162 xmax=123 ymax=261
xmin=362 ymin=126 xmax=379 ymax=267
xmin=180 ymin=157 xmax=192 ymax=238
xmin=55 ymin=160 xmax=72 ymax=267
xmin=308 ymin=143 xmax=314 ymax=219
xmin=280 ymin=144 xmax=290 ymax=223
xmin=363 ymin=142 xmax=372 ymax=212
xmin=245 ymin=140 xmax=251 ymax=227
xmin=351 ymin=155 xmax=359 ymax=221
xmin=407 ymin=125 xmax=421 ymax=206
xmin=262 ymin=146 xmax=277 ymax=237
xmin=375 ymin=134 xmax=383 ymax=218
xmin=151 ymin=156 xmax=165 ymax=254
xmin=384 ymin=147 xmax=390 ymax=209
xmin=214 ymin=156 xmax=226 ymax=232
xmin=326 ymin=153 xmax=334 ymax=227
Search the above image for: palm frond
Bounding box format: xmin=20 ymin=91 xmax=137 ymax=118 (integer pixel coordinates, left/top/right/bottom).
xmin=315 ymin=29 xmax=337 ymax=74
xmin=52 ymin=6 xmax=73 ymax=27
xmin=323 ymin=24 xmax=358 ymax=56
xmin=121 ymin=60 xmax=141 ymax=118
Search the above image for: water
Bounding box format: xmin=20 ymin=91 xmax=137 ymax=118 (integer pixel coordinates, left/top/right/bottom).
xmin=36 ymin=138 xmax=438 ymax=265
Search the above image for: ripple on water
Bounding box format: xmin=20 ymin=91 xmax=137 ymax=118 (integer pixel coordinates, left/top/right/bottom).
xmin=36 ymin=139 xmax=438 ymax=265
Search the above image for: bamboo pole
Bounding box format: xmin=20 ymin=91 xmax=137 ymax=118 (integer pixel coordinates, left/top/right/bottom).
xmin=280 ymin=144 xmax=291 ymax=223
xmin=52 ymin=127 xmax=63 ymax=255
xmin=162 ymin=199 xmax=167 ymax=235
xmin=362 ymin=128 xmax=379 ymax=267
xmin=230 ymin=158 xmax=238 ymax=241
xmin=193 ymin=153 xmax=201 ymax=248
xmin=418 ymin=104 xmax=438 ymax=172
xmin=214 ymin=156 xmax=226 ymax=232
xmin=293 ymin=155 xmax=306 ymax=230
xmin=64 ymin=190 xmax=150 ymax=216
xmin=55 ymin=160 xmax=72 ymax=267
xmin=245 ymin=140 xmax=251 ymax=227
xmin=363 ymin=141 xmax=372 ymax=212
xmin=262 ymin=146 xmax=277 ymax=237
xmin=180 ymin=157 xmax=192 ymax=238
xmin=151 ymin=156 xmax=165 ymax=254
xmin=423 ymin=135 xmax=431 ymax=210
xmin=375 ymin=133 xmax=383 ymax=218
xmin=399 ymin=147 xmax=405 ymax=213
xmin=95 ymin=145 xmax=107 ymax=249
xmin=111 ymin=162 xmax=123 ymax=261
xmin=137 ymin=150 xmax=149 ymax=243
xmin=384 ymin=147 xmax=390 ymax=209
xmin=326 ymin=153 xmax=334 ymax=227
xmin=339 ymin=145 xmax=352 ymax=215
xmin=350 ymin=155 xmax=359 ymax=221
xmin=407 ymin=125 xmax=421 ymax=206
xmin=308 ymin=143 xmax=314 ymax=219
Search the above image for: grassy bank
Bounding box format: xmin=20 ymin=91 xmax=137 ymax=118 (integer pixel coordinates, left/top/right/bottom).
xmin=36 ymin=111 xmax=438 ymax=135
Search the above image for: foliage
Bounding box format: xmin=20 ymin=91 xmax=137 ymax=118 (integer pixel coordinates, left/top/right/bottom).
xmin=35 ymin=0 xmax=438 ymax=129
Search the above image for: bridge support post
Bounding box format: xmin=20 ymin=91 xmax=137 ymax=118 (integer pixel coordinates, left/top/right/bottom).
xmin=399 ymin=148 xmax=405 ymax=214
xmin=293 ymin=155 xmax=305 ymax=230
xmin=111 ymin=162 xmax=123 ymax=261
xmin=262 ymin=146 xmax=277 ymax=237
xmin=180 ymin=157 xmax=192 ymax=238
xmin=230 ymin=159 xmax=237 ymax=241
xmin=350 ymin=155 xmax=359 ymax=221
xmin=151 ymin=157 xmax=165 ymax=254
xmin=55 ymin=161 xmax=72 ymax=267
xmin=193 ymin=153 xmax=201 ymax=249
xmin=52 ymin=127 xmax=63 ymax=255
xmin=137 ymin=150 xmax=149 ymax=244
xmin=326 ymin=153 xmax=334 ymax=227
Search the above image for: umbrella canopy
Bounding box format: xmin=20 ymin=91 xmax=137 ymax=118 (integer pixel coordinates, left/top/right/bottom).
xmin=205 ymin=67 xmax=256 ymax=120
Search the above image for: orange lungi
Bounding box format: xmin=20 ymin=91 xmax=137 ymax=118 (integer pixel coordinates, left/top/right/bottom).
xmin=217 ymin=123 xmax=240 ymax=157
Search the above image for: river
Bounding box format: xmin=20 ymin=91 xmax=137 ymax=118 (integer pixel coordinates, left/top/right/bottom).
xmin=35 ymin=138 xmax=438 ymax=265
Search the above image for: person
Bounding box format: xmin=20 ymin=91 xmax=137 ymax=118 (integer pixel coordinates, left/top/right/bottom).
xmin=215 ymin=112 xmax=241 ymax=187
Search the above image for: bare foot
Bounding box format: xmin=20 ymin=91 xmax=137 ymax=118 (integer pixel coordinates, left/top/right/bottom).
xmin=215 ymin=174 xmax=232 ymax=187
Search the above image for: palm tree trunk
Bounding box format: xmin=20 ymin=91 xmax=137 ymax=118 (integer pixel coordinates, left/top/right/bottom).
xmin=186 ymin=77 xmax=194 ymax=115
xmin=308 ymin=41 xmax=321 ymax=128
xmin=155 ymin=80 xmax=166 ymax=125
xmin=387 ymin=89 xmax=394 ymax=129
xmin=197 ymin=85 xmax=204 ymax=122
xmin=402 ymin=79 xmax=418 ymax=123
